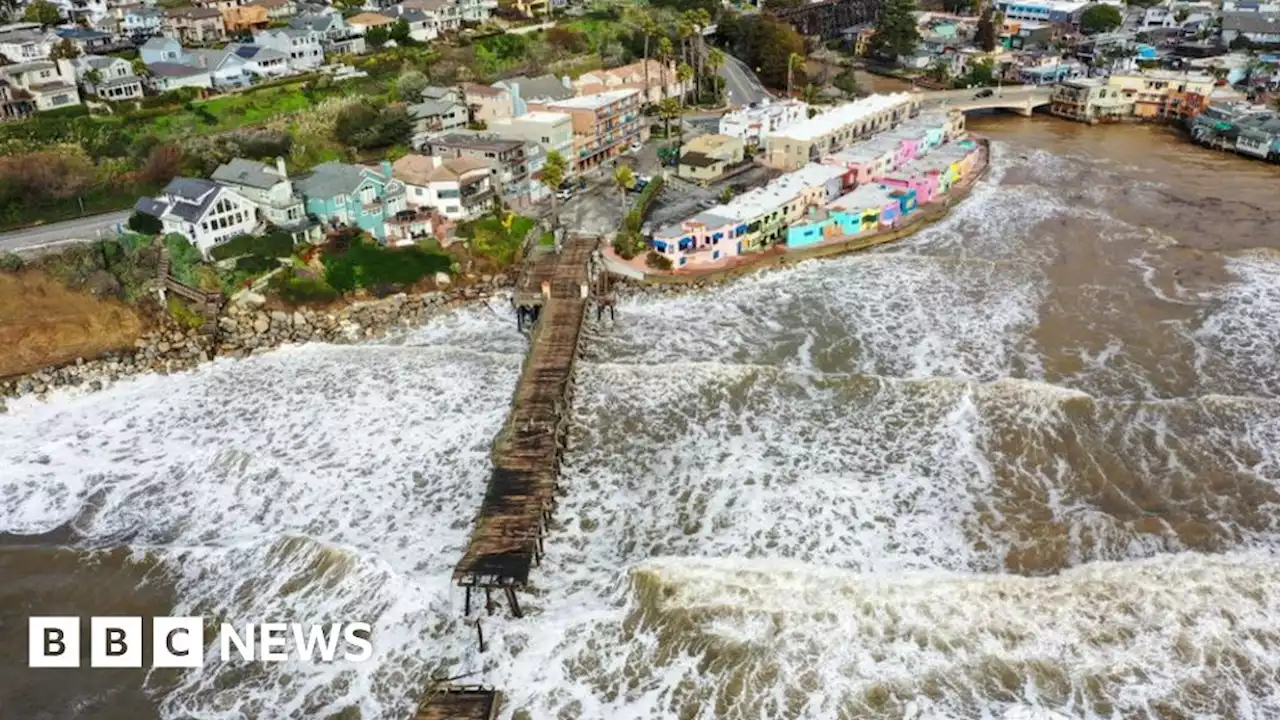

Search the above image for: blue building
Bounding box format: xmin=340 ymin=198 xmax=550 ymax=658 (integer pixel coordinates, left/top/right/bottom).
xmin=294 ymin=161 xmax=407 ymax=242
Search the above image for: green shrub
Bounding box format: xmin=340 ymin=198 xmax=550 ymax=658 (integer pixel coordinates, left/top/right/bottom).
xmin=612 ymin=234 xmax=639 ymax=260
xmin=321 ymin=234 xmax=451 ymax=293
xmin=208 ymin=231 xmax=295 ymax=261
xmin=167 ymin=296 xmax=205 ymax=329
xmin=234 ymin=254 xmax=279 ymax=275
xmin=165 ymin=234 xmax=203 ymax=285
xmin=128 ymin=211 xmax=163 ymax=235
xmin=39 ymin=105 xmax=90 ymax=120
xmin=0 ymin=251 xmax=23 ymax=272
xmin=645 ymin=250 xmax=673 ymax=271
xmin=269 ymin=267 xmax=339 ymax=304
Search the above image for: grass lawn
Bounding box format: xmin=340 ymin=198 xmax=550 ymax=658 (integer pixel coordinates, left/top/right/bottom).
xmin=463 ymin=214 xmax=538 ymax=269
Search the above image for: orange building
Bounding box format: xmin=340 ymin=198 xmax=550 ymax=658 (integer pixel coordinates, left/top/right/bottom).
xmin=220 ymin=4 xmax=269 ymax=33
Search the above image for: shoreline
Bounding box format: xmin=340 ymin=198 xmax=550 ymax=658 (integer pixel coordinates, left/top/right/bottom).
xmin=0 ymin=277 xmax=515 ymax=408
xmin=606 ymin=139 xmax=990 ymax=291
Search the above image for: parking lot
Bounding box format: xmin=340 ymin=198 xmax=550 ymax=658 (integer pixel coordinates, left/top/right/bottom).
xmin=643 ymin=163 xmax=784 ymax=233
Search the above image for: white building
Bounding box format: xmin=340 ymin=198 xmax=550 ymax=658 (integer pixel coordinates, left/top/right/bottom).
xmin=58 ymin=55 xmax=144 ymax=101
xmin=0 ymin=61 xmax=81 ymax=111
xmin=719 ymin=99 xmax=809 ymax=147
xmin=210 ymin=157 xmax=322 ymax=244
xmin=454 ymin=0 xmax=495 ymax=23
xmin=224 ymin=43 xmax=291 ymax=78
xmin=253 ymin=26 xmax=325 ymax=70
xmin=147 ymin=61 xmax=214 ymax=92
xmin=382 ymin=5 xmax=436 ymax=41
xmin=487 ymin=111 xmax=574 ymax=167
xmin=0 ymin=27 xmax=57 ymax=64
xmin=135 ymin=178 xmax=260 ymax=258
xmin=391 ymin=153 xmax=497 ymax=221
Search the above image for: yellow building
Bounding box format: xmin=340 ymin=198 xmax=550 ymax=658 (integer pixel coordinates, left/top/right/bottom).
xmin=678 ymin=134 xmax=746 ymax=185
xmin=1105 ymin=71 xmax=1215 ymax=121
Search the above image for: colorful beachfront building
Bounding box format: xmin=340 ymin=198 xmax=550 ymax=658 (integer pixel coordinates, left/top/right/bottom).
xmin=645 ymin=100 xmax=974 ymax=270
xmin=649 ymin=163 xmax=845 ymax=269
xmin=786 ymin=139 xmax=982 ymax=249
xmin=762 ymin=92 xmax=921 ymax=171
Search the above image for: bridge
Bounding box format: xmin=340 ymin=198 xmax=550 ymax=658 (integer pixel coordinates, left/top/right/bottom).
xmin=772 ymin=0 xmax=880 ymax=41
xmin=916 ymin=86 xmax=1053 ymax=116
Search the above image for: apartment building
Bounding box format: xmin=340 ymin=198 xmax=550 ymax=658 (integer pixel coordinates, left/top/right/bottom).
xmin=392 ymin=153 xmax=497 ymax=221
xmin=487 ymin=111 xmax=575 ymax=170
xmin=719 ymin=99 xmax=809 ymax=147
xmin=463 ymin=82 xmax=514 ymax=124
xmin=1106 ymin=70 xmax=1215 ymax=121
xmin=527 ymin=88 xmax=647 ymax=172
xmin=418 ymin=133 xmax=530 ymax=202
xmin=573 ymin=59 xmax=687 ymax=106
xmin=1050 ymin=77 xmax=1131 ymax=123
xmin=763 ymin=93 xmax=919 ymax=171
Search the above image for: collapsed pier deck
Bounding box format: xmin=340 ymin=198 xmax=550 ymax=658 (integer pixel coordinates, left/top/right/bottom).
xmin=414 ymin=685 xmax=501 ymax=720
xmin=453 ymin=235 xmax=597 ymax=599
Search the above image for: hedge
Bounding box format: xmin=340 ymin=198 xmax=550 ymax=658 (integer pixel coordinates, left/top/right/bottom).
xmin=208 ymin=231 xmax=296 ymax=261
xmin=627 ymin=175 xmax=665 ymax=233
xmin=321 ymin=235 xmax=451 ymax=293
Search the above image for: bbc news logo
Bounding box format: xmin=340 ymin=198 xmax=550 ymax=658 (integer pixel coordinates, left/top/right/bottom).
xmin=29 ymin=617 xmax=373 ymax=668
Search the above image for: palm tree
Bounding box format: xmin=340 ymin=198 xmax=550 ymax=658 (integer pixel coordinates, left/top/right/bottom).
xmin=658 ymin=36 xmax=674 ymax=98
xmin=658 ymin=97 xmax=680 ymax=139
xmin=541 ymin=150 xmax=568 ymax=233
xmin=677 ymin=62 xmax=694 ymax=107
xmin=787 ymin=52 xmax=804 ymax=98
xmin=613 ymin=163 xmax=635 ymax=219
xmin=706 ymin=48 xmax=725 ymax=105
xmin=801 ymin=83 xmax=820 ymax=106
xmin=676 ymin=17 xmax=695 ymax=102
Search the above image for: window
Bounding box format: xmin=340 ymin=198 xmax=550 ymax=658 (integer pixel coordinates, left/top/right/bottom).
xmin=415 ymin=187 xmax=424 ymax=196
xmin=334 ymin=193 xmax=347 ymax=205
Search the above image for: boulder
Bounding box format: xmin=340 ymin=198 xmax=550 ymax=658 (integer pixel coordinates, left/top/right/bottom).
xmin=434 ymin=272 xmax=451 ymax=287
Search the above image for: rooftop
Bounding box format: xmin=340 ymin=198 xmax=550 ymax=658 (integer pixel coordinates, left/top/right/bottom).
xmin=544 ymin=87 xmax=639 ymax=110
xmin=771 ymin=93 xmax=915 ymax=142
xmin=347 ymin=11 xmax=395 ymax=25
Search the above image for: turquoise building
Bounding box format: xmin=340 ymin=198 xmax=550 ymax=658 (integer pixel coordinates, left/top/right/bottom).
xmin=294 ymin=161 xmax=407 ymax=242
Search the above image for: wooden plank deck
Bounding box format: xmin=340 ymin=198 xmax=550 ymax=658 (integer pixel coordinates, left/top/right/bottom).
xmin=453 ymin=236 xmax=597 ymax=590
xmin=414 ymin=685 xmax=501 ymax=720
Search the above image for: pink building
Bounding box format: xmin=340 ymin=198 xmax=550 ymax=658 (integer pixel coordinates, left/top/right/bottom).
xmin=880 ymin=167 xmax=941 ymax=204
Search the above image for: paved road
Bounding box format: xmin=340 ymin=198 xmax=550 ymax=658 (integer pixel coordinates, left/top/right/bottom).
xmin=720 ymin=52 xmax=771 ymax=108
xmin=0 ymin=210 xmax=131 ymax=253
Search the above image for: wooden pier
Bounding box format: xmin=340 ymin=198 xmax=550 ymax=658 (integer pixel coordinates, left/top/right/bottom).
xmin=414 ymin=685 xmax=501 ymax=720
xmin=453 ymin=235 xmax=599 ymax=618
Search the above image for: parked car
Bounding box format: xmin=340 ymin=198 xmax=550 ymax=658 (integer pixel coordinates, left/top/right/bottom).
xmin=628 ymin=141 xmax=644 ymax=154
xmin=697 ymin=198 xmax=716 ymax=209
xmin=974 ymin=88 xmax=995 ymax=98
xmin=556 ymin=188 xmax=574 ymax=201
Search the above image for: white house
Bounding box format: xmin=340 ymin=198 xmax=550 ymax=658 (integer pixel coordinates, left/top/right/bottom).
xmin=53 ymin=0 xmax=111 ymax=26
xmin=0 ymin=61 xmax=81 ymax=111
xmin=253 ymin=26 xmax=325 ymax=70
xmin=391 ymin=153 xmax=497 ymax=221
xmin=224 ymin=43 xmax=291 ymax=78
xmin=382 ymin=5 xmax=435 ymax=41
xmin=58 ymin=55 xmax=144 ymax=101
xmin=189 ymin=48 xmax=250 ymax=88
xmin=147 ymin=61 xmax=214 ymax=92
xmin=454 ymin=0 xmax=495 ymax=23
xmin=488 ymin=111 xmax=574 ymax=165
xmin=0 ymin=27 xmax=57 ymax=64
xmin=134 ymin=178 xmax=260 ymax=258
xmin=210 ymin=157 xmax=322 ymax=244
xmin=122 ymin=7 xmax=166 ymax=39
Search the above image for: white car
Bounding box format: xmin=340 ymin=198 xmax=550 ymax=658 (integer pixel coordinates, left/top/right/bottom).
xmin=556 ymin=189 xmax=574 ymax=201
xmin=628 ymin=141 xmax=643 ymax=154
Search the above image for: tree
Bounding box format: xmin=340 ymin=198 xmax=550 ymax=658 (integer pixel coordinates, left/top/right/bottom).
xmin=84 ymin=68 xmax=102 ymax=86
xmin=676 ymin=62 xmax=694 ymax=106
xmin=613 ymin=163 xmax=634 ymax=217
xmin=926 ymin=58 xmax=950 ymax=84
xmin=48 ymin=38 xmax=80 ymax=60
xmin=868 ymin=0 xmax=921 ymax=60
xmin=833 ymin=67 xmax=860 ymax=97
xmin=365 ymin=24 xmax=390 ymax=48
xmin=975 ymin=7 xmax=998 ymax=52
xmin=541 ymin=149 xmax=568 ymax=228
xmin=787 ymin=51 xmax=803 ymax=97
xmin=131 ymin=58 xmax=148 ymax=76
xmin=23 ymin=0 xmax=60 ymax=25
xmin=389 ymin=19 xmax=411 ymax=43
xmin=962 ymin=58 xmax=996 ymax=87
xmin=1080 ymin=4 xmax=1123 ymax=34
xmin=128 ymin=211 xmax=163 ymax=236
xmin=333 ymin=0 xmax=363 ymax=10
xmin=1173 ymin=6 xmax=1189 ymax=23
xmin=396 ymin=70 xmax=428 ymax=100
xmin=658 ymin=97 xmax=680 ymax=138
xmin=705 ymin=48 xmax=725 ymax=104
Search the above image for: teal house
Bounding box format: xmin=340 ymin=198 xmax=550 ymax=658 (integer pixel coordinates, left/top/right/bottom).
xmin=294 ymin=160 xmax=406 ymax=242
